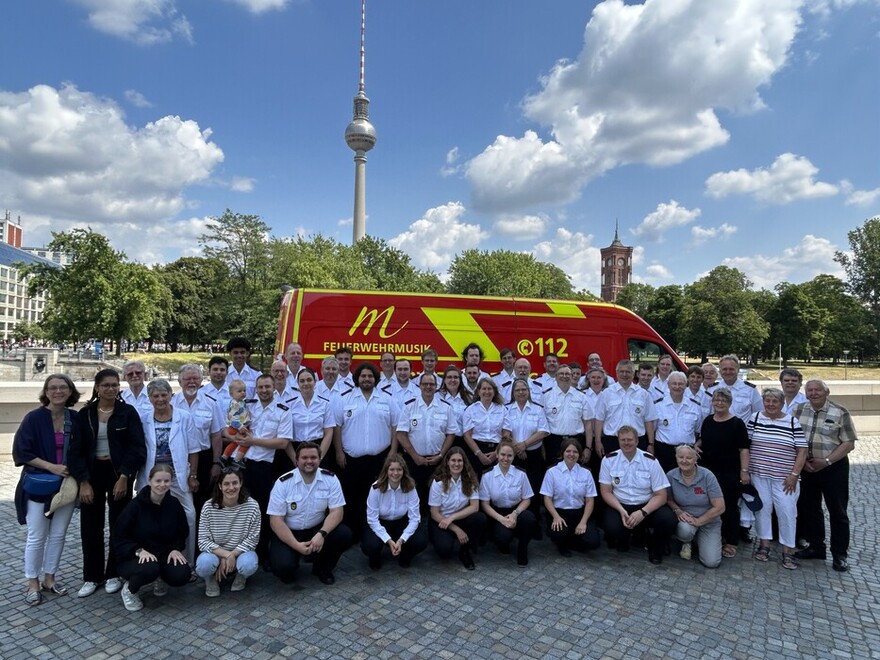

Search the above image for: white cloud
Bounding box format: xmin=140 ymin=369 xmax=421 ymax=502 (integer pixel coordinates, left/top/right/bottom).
xmin=0 ymin=83 xmax=224 ymax=240
xmin=230 ymin=176 xmax=255 ymax=192
xmin=705 ymin=153 xmax=838 ymax=204
xmin=440 ymin=147 xmax=462 ymax=177
xmin=493 ymin=214 xmax=548 ymax=240
xmin=645 ymin=263 xmax=674 ymax=283
xmin=226 ymin=0 xmax=290 ymax=13
xmin=73 ymin=0 xmax=193 ymax=45
xmin=690 ymin=223 xmax=738 ymax=244
xmin=631 ymin=200 xmax=701 ymax=241
xmin=840 ymin=180 xmax=880 ymax=207
xmin=531 ymin=227 xmax=600 ymax=292
xmin=389 ymin=202 xmax=489 ymax=272
xmin=124 ymin=89 xmax=153 ymax=108
xmin=337 ymin=217 xmax=353 ymax=227
xmin=467 ymin=0 xmax=803 ymax=213
xmin=722 ymin=234 xmax=843 ymax=288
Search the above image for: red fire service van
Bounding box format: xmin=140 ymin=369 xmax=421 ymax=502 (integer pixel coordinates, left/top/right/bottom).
xmin=275 ymin=289 xmax=686 ymax=375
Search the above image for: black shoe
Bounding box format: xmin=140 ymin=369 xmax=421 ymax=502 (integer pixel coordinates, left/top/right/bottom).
xmin=498 ymin=542 xmax=511 ymax=555
xmin=517 ymin=547 xmax=528 ymax=567
xmin=316 ymin=570 xmax=336 ymax=585
xmin=795 ymin=548 xmax=827 ymax=560
xmin=398 ymin=556 xmax=411 ymax=568
xmin=368 ymin=557 xmax=381 ymax=571
xmin=648 ymin=550 xmax=663 ymax=565
xmin=557 ymin=544 xmax=572 ymax=558
xmin=459 ymin=548 xmax=475 ymax=570
xmin=832 ymin=557 xmax=849 ymax=572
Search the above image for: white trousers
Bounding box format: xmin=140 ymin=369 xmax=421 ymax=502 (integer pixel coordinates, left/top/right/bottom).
xmin=24 ymin=499 xmax=75 ymax=579
xmin=169 ymin=482 xmax=196 ymax=565
xmin=751 ymin=473 xmax=799 ymax=549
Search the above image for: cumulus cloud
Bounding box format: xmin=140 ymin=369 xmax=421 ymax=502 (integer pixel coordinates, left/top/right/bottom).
xmin=467 ymin=0 xmax=803 ymax=213
xmin=631 ymin=201 xmax=701 ymax=241
xmin=0 ymin=83 xmax=224 ymax=240
xmin=226 ymin=0 xmax=290 ymax=12
xmin=389 ymin=202 xmax=489 ymax=272
xmin=73 ymin=0 xmax=193 ymax=45
xmin=493 ymin=214 xmax=548 ymax=241
xmin=705 ymin=153 xmax=838 ymax=204
xmin=124 ymin=89 xmax=153 ymax=108
xmin=691 ymin=223 xmax=737 ymax=244
xmin=722 ymin=234 xmax=843 ymax=288
xmin=840 ymin=180 xmax=880 ymax=207
xmin=230 ymin=176 xmax=255 ymax=192
xmin=645 ymin=263 xmax=674 ymax=283
xmin=531 ymin=227 xmax=600 ymax=292
xmin=440 ymin=147 xmax=462 ymax=177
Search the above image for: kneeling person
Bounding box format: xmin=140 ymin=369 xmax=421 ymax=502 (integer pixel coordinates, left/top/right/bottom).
xmin=268 ymin=443 xmax=352 ymax=585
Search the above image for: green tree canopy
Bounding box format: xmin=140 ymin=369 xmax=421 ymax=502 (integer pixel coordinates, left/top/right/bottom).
xmin=446 ymin=249 xmax=576 ymax=299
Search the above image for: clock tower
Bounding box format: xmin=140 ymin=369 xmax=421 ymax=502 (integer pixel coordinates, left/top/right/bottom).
xmin=600 ymin=222 xmax=632 ymax=302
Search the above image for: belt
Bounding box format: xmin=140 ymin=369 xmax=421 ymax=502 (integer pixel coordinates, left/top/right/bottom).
xmin=95 ymin=456 xmax=112 ymax=461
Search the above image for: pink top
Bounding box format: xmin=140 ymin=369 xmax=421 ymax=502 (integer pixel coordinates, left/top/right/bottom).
xmin=55 ymin=431 xmax=64 ymax=464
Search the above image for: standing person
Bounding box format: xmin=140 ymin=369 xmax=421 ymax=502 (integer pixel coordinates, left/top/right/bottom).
xmin=652 ymin=372 xmax=702 ymax=474
xmin=361 ymin=454 xmax=427 ymax=569
xmin=283 ymin=342 xmax=305 ymax=390
xmin=513 ymin=357 xmax=545 ymax=405
xmin=697 ymin=388 xmax=750 ymax=559
xmin=138 ymin=379 xmax=200 ymax=566
xmin=479 ymin=440 xmax=537 ymax=566
xmin=795 ymin=380 xmax=857 ymax=572
xmin=335 ymin=347 xmax=355 ymax=389
xmin=593 ymin=360 xmax=658 ymax=455
xmin=541 ymin=364 xmax=593 ymax=468
xmin=121 ymin=360 xmax=153 ymax=418
xmin=578 ymin=353 xmax=615 ymax=389
xmin=271 ymin=359 xmax=298 ymax=403
xmin=685 ymin=366 xmax=711 ymax=417
xmin=503 ymin=378 xmax=549 ymax=530
xmin=540 ymin=438 xmax=601 ymax=557
xmin=711 ymin=355 xmax=763 ymax=423
xmin=650 ymin=355 xmax=674 ymax=399
xmin=419 ymin=348 xmax=443 ymax=387
xmin=114 ymin=464 xmax=191 ymax=612
xmin=462 ymin=364 xmax=482 ymax=397
xmin=701 ymin=363 xmax=719 ymax=391
xmin=637 ymin=363 xmax=655 ymax=392
xmin=748 ymin=388 xmax=807 ymax=570
xmin=493 ymin=348 xmax=517 ymax=401
xmin=461 ymin=342 xmax=491 ymax=383
xmin=69 ymin=369 xmax=146 ymax=598
xmin=268 ymin=442 xmax=352 ymax=586
xmin=396 ymin=373 xmax=455 ymax=509
xmin=333 ymin=362 xmax=400 ymax=538
xmin=316 ymin=357 xmax=345 ymax=398
xmin=462 ymin=378 xmax=506 ymax=475
xmin=202 ymin=356 xmax=231 ymax=411
xmin=583 ymin=367 xmax=609 ymax=415
xmin=428 ymin=448 xmax=486 ymax=570
xmin=378 ymin=352 xmax=396 ymax=388
xmin=390 ymin=358 xmax=420 ymax=409
xmin=225 ymin=337 xmax=262 ymax=399
xmin=780 ymin=368 xmax=807 ymax=415
xmin=290 ymin=367 xmax=335 ymax=461
xmin=195 ymin=467 xmax=261 ymax=597
xmin=172 ymin=364 xmax=224 ymax=525
xmin=438 ymin=364 xmax=472 ymax=451
xmin=13 ymin=374 xmax=81 ymax=606
xmin=599 ymin=426 xmax=676 ymax=564
xmin=536 ymin=353 xmax=560 ymax=391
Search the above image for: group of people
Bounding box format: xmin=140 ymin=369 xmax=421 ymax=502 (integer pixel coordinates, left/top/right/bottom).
xmin=13 ymin=338 xmax=856 ymax=610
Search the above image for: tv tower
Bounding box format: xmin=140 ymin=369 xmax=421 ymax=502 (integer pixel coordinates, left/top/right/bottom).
xmin=345 ymin=0 xmax=376 ymax=244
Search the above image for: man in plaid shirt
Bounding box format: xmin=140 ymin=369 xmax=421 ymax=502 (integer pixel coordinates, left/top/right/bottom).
xmin=794 ymin=379 xmax=857 ymax=572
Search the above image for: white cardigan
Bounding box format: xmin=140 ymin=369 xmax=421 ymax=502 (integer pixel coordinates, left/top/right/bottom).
xmin=138 ymin=406 xmax=201 ymax=492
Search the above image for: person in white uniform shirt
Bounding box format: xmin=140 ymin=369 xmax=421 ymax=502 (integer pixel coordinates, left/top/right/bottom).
xmin=390 ymin=359 xmax=420 ymax=409
xmin=493 ymin=348 xmax=517 ymax=401
xmin=503 ymin=378 xmax=549 ymax=531
xmin=461 ymin=342 xmax=491 ymax=384
xmin=121 ymin=360 xmax=153 ymax=419
xmin=316 ymin=357 xmax=346 ymax=399
xmin=289 ymin=367 xmax=335 ymax=461
xmin=578 ymin=353 xmax=615 ymax=389
xmin=271 ymin=360 xmax=298 ymax=404
xmin=599 ymin=426 xmax=676 ymax=565
xmin=479 ymin=440 xmax=536 ymax=566
xmin=396 ymin=373 xmax=455 ymax=509
xmin=652 ymin=372 xmax=702 ymax=473
xmin=283 ymin=342 xmax=305 ymax=391
xmin=418 ymin=349 xmax=443 ymax=387
xmin=779 ymin=368 xmax=808 ymax=415
xmin=540 ymin=438 xmax=600 ymax=556
xmin=224 ymin=337 xmax=262 ymax=399
xmin=267 ymin=442 xmax=352 ymax=586
xmin=360 ymin=454 xmax=427 ymax=570
xmin=535 ymin=353 xmax=560 ymax=391
xmin=428 ymin=447 xmax=485 ymax=570
xmin=513 ymin=357 xmax=545 ymax=406
xmin=378 ymin=352 xmax=396 ymax=388
xmin=542 ymin=365 xmax=594 ymax=468
xmin=685 ymin=366 xmax=712 ymax=418
xmin=707 ymin=355 xmax=762 ymax=423
xmin=593 ymin=360 xmax=658 ymax=455
xmin=438 ymin=365 xmax=471 ymax=454
xmin=462 ymin=364 xmax=482 ymax=397
xmin=334 ymin=347 xmax=355 ymax=390
xmin=649 ymin=354 xmax=674 ymax=399
xmin=462 ymin=378 xmax=506 ymax=475
xmin=202 ymin=356 xmax=231 ymax=412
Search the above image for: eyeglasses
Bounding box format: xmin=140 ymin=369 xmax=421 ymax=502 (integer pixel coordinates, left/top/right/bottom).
xmin=47 ymin=385 xmax=70 ymax=392
xmin=98 ymin=383 xmax=120 ymax=389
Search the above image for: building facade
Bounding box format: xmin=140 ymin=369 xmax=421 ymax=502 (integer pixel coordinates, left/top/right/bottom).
xmin=600 ymin=226 xmax=633 ymax=303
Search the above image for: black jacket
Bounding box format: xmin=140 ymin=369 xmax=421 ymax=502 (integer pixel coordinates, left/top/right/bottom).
xmin=69 ymin=400 xmax=147 ymax=483
xmin=114 ymin=486 xmax=189 ymax=562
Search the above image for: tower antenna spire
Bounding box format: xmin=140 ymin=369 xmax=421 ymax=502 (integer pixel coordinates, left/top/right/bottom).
xmin=359 ymin=0 xmax=366 ymax=95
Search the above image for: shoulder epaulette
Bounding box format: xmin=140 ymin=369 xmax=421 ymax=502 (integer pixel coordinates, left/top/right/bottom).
xmin=320 ymin=468 xmax=335 ymax=476
xmin=607 ymin=450 xmax=619 ymax=457
xmin=404 ymin=398 xmax=416 ymax=406
xmin=654 ymin=397 xmax=664 ymax=404
xmin=279 ymin=472 xmax=294 ymax=481
xmin=244 ymin=398 xmax=257 ymax=404
xmin=542 ymin=387 xmax=553 ymax=394
xmin=203 ymin=393 xmax=216 ymax=402
xmin=284 ymin=396 xmax=298 ymax=404
xmin=531 ymin=376 xmax=541 ymax=382
xmin=438 ymin=397 xmax=451 ymax=406
xmin=490 ymin=371 xmax=500 ymax=377
xmin=341 ymin=388 xmax=354 ymax=396
xmin=643 ymin=452 xmax=656 ymax=459
xmin=290 ymin=386 xmax=301 ymax=392
xmin=689 ymin=397 xmax=701 ymax=406
xmin=371 ymin=482 xmax=380 ymax=489
xmin=380 ymin=384 xmax=392 ymax=393
xmin=744 ymin=381 xmax=756 ymax=388
xmin=532 ymin=401 xmax=544 ymax=408
xmin=500 ymin=380 xmax=512 ymax=387
xmin=275 ymin=403 xmax=289 ymax=411
xmin=317 ymin=395 xmax=330 ymax=403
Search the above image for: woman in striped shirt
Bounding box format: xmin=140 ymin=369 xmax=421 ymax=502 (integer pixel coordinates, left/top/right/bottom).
xmin=747 ymin=388 xmax=807 ymax=569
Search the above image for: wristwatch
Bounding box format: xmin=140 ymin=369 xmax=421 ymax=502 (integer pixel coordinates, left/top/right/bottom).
xmin=318 ymin=529 xmax=328 ymax=538
xmin=825 ymin=458 xmax=832 ymax=466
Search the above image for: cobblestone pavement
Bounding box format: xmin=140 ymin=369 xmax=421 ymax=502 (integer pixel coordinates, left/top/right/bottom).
xmin=2 ymin=441 xmax=879 ymax=660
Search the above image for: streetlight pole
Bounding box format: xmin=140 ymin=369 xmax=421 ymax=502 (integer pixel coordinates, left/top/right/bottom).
xmin=843 ymin=349 xmax=850 ymax=381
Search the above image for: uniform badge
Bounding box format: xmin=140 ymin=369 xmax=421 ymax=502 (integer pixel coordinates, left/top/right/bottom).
xmin=551 ymin=407 xmax=558 ymax=415
xmin=635 ymin=407 xmax=642 ymax=414
xmin=412 ymin=419 xmax=419 ymax=427
xmin=613 ymin=477 xmax=620 ymax=485
xmin=290 ymin=502 xmax=297 ymax=511
xmin=346 ymin=410 xmax=352 ymax=418
xmin=663 ymin=419 xmax=669 ymax=426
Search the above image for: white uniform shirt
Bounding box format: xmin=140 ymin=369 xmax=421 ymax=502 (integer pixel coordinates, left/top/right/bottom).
xmin=201 ymin=382 xmax=231 ymax=412
xmin=366 ymin=483 xmax=420 ymax=542
xmin=599 ymin=449 xmax=670 ymax=505
xmin=503 ymin=401 xmax=549 ymax=451
xmin=417 ymin=372 xmax=443 ymax=388
xmin=245 ymin=399 xmax=294 ymax=463
xmin=686 ymin=387 xmax=712 ymax=418
xmin=428 ymin=477 xmax=476 ymax=517
xmin=462 ymin=370 xmax=492 ymax=396
xmin=529 ymin=378 xmax=547 ymax=406
xmin=290 ymin=394 xmax=335 ymax=442
xmin=226 ymin=364 xmax=262 ymax=399
xmin=654 ymin=396 xmax=702 ymax=446
xmin=542 ymin=386 xmax=593 ymax=436
xmin=378 ymin=373 xmax=396 ymax=389
xmin=462 ymin=401 xmax=506 ymax=444
xmin=315 ymin=379 xmax=344 ymax=400
xmin=782 ymin=392 xmax=808 ymax=416
xmin=493 ymin=370 xmax=516 ymax=402
xmin=397 ymin=395 xmax=454 ymax=456
xmin=539 ymin=462 xmax=597 ymax=509
xmin=478 ymin=464 xmax=533 ymax=508
xmin=170 ymin=391 xmax=223 ymax=451
xmin=578 ymin=374 xmax=616 ymax=389
xmin=594 ymin=382 xmax=658 ymax=435
xmin=391 ymin=380 xmax=421 ymax=410
xmin=707 ymin=379 xmax=763 ymax=422
xmin=121 ymin=387 xmax=153 ymax=419
xmin=267 ymin=468 xmax=345 ymax=530
xmin=334 ymin=388 xmax=400 ymax=457
xmin=438 ymin=391 xmax=468 ymax=436
xmin=649 ymin=376 xmax=669 ymax=400
xmin=284 ymin=365 xmax=306 ymax=393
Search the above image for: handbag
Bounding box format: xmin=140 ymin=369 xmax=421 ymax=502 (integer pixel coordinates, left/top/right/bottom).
xmin=23 ymin=472 xmax=63 ymax=496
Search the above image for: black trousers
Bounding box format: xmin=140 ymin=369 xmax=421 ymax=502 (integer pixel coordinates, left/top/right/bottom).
xmin=798 ymin=458 xmax=850 ymax=558
xmin=243 ymin=459 xmax=274 ymax=563
xmin=360 ymin=517 xmax=428 ymax=563
xmin=544 ymin=433 xmax=584 ymax=468
xmin=487 ymin=506 xmax=537 ymax=550
xmin=601 ymin=434 xmax=649 ymax=454
xmin=467 ymin=440 xmax=498 ymax=478
xmin=269 ymin=524 xmax=353 ymax=583
xmin=513 ymin=449 xmax=546 ymax=522
xmin=80 ymin=459 xmax=132 ymax=582
xmin=429 ymin=512 xmax=486 ymax=559
xmin=653 ymin=442 xmax=679 ymax=474
xmin=118 ymin=553 xmax=191 ymax=594
xmin=602 ymin=502 xmax=676 ymax=554
xmin=546 ymin=507 xmax=600 ymax=551
xmin=713 ymin=471 xmax=743 ymax=546
xmin=403 ymin=455 xmax=437 ymax=515
xmin=194 ymin=448 xmax=215 ymax=529
xmin=340 ymin=451 xmax=389 ymax=539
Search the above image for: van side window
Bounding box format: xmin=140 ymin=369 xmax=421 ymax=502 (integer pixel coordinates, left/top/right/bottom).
xmin=628 ymin=339 xmax=662 ymax=364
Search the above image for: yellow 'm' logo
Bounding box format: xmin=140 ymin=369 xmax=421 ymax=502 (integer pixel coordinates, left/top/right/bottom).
xmin=348 ymin=306 xmax=408 ymax=338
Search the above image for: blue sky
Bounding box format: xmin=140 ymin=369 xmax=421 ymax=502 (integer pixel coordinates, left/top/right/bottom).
xmin=1 ymin=0 xmax=878 ymax=293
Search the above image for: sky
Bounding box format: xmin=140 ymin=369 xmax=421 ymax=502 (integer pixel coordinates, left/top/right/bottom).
xmin=1 ymin=0 xmax=878 ymax=294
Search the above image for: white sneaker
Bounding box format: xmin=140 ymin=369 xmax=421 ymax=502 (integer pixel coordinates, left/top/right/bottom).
xmin=120 ymin=582 xmax=143 ymax=612
xmin=231 ymin=573 xmax=247 ymax=592
xmin=153 ymin=578 xmax=168 ymax=597
xmin=77 ymin=581 xmax=98 ymax=598
xmin=205 ymin=575 xmax=220 ymax=598
xmin=679 ymin=542 xmax=692 ymax=561
xmin=104 ymin=578 xmax=123 ymax=594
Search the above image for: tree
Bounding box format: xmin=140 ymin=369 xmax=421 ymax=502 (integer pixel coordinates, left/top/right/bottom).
xmin=446 ymin=249 xmax=576 ymax=299
xmin=835 ymin=217 xmax=880 ymax=355
xmin=12 ymin=320 xmax=44 ymax=344
xmin=352 ymin=237 xmax=444 ymax=293
xmin=768 ymin=283 xmax=825 ymax=363
xmin=154 ymin=257 xmax=227 ymax=351
xmin=615 ymin=284 xmax=682 ymax=347
xmin=615 ymin=284 xmax=656 ymax=318
xmin=800 ymin=274 xmax=876 ymax=361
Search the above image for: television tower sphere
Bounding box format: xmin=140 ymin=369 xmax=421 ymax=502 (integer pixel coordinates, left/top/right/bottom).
xmin=345 ymin=112 xmax=376 ymax=153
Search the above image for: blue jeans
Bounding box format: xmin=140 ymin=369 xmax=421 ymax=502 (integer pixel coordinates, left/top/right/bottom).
xmin=194 ymin=550 xmax=259 ymax=579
